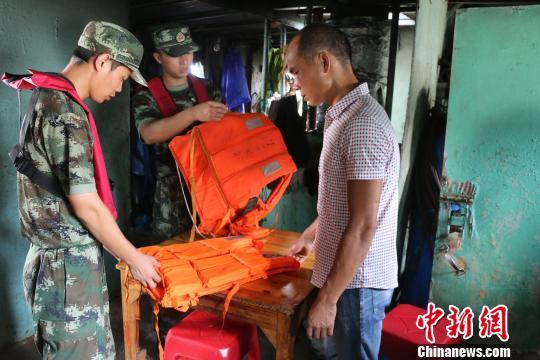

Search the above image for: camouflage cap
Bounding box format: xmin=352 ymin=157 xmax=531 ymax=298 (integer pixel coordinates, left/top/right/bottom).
xmin=78 ymin=21 xmax=147 ymax=86
xmin=152 ymin=24 xmax=199 ymax=57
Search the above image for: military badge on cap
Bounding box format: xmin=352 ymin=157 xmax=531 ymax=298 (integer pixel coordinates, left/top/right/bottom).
xmin=152 ymin=24 xmax=200 ymax=57
xmin=176 ymin=32 xmax=186 ymax=43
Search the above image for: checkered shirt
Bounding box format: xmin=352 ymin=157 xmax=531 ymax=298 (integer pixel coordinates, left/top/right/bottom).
xmin=311 ymin=83 xmax=399 ymax=290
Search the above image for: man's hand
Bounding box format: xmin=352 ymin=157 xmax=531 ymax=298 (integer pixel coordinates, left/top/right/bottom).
xmin=190 ymin=101 xmax=228 ymax=122
xmin=127 ymin=252 xmax=162 ymax=289
xmin=306 ymin=295 xmax=337 ymax=339
xmin=288 ymin=233 xmax=314 ymax=263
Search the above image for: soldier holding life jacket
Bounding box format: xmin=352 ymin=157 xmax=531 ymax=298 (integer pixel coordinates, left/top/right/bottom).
xmin=132 ymin=23 xmax=227 ymax=241
xmin=2 ymin=21 xmax=161 ymax=359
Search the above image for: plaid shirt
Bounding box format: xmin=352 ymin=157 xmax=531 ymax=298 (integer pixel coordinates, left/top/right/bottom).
xmin=312 ymin=83 xmax=399 ymax=290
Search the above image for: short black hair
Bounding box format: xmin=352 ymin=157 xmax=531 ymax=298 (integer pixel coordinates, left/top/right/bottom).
xmin=295 ymin=23 xmax=352 ymax=65
xmin=71 ymin=45 xmax=123 ymax=71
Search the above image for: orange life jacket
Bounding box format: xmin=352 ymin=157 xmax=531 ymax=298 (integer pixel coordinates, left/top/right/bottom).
xmin=169 ymin=112 xmax=297 ymax=239
xmin=136 ymin=236 xmax=300 ymax=359
xmin=2 ymin=70 xmax=117 ymax=218
xmin=139 ymin=236 xmax=300 ymax=312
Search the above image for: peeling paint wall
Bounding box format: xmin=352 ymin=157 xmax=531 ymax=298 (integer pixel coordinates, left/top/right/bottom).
xmin=0 ymin=0 xmax=129 ymax=347
xmin=431 ymin=5 xmax=540 ymax=350
xmin=339 ymin=18 xmax=390 ymax=104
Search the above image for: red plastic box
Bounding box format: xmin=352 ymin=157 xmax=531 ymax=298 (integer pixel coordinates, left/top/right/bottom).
xmin=381 ymin=304 xmax=464 ymax=359
xmin=164 ymin=310 xmax=260 ymax=360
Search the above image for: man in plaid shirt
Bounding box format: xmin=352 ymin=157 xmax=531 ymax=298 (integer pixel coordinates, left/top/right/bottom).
xmin=286 ymin=24 xmax=399 ymax=359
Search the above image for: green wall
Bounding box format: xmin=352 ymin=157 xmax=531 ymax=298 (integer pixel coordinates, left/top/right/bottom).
xmin=431 ymin=5 xmax=540 ymax=350
xmin=261 ymin=173 xmax=318 ymax=233
xmin=0 ymin=0 xmax=129 ymax=348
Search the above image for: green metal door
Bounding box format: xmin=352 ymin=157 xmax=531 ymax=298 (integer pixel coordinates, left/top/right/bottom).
xmin=431 ymin=5 xmax=540 ymax=350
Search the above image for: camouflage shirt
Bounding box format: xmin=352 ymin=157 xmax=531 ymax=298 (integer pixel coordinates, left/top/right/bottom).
xmin=19 ymin=88 xmax=97 ymax=248
xmin=132 ymin=78 xmax=221 ymax=178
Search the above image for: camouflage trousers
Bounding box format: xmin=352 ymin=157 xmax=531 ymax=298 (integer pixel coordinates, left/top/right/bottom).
xmin=23 ymin=243 xmax=115 ymax=360
xmin=152 ymin=174 xmax=193 ymax=241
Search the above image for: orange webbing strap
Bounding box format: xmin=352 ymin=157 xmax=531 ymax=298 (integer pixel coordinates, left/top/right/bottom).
xmin=223 ymin=283 xmax=241 ymax=321
xmin=216 ymin=208 xmax=234 ymax=235
xmin=122 ymin=269 xmax=141 ymax=358
xmin=266 ymin=174 xmax=293 ymax=208
xmin=219 ymin=255 xmax=301 ymax=320
xmin=233 ymin=210 xmax=280 ymax=240
xmin=230 ymin=222 xmax=272 ymax=239
xmin=152 ymin=302 xmax=164 ymax=360
xmin=189 ymin=131 xmax=198 ymax=242
xmin=231 ymin=174 xmax=292 ymax=239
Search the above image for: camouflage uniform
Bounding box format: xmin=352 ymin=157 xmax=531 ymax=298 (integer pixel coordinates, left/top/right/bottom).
xmin=16 ymin=21 xmax=147 ymax=359
xmin=132 ymin=24 xmax=221 ymax=240
xmin=20 ymin=88 xmax=115 ymax=359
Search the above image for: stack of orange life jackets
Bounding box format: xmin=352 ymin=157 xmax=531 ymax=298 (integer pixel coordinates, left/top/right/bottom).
xmin=139 ymin=236 xmax=299 ymax=312
xmin=136 ymin=236 xmax=300 ymax=358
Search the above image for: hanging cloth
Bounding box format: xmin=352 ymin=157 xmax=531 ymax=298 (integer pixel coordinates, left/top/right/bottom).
xmin=220 ymin=51 xmax=251 ymax=112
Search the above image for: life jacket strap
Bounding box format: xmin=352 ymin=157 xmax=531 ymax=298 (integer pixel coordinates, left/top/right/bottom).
xmin=8 ymin=89 xmax=65 ymax=198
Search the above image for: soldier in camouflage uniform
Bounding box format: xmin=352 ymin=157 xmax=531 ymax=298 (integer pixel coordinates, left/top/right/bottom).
xmin=14 ymin=21 xmax=161 ymax=359
xmin=132 ymin=24 xmax=226 ymax=241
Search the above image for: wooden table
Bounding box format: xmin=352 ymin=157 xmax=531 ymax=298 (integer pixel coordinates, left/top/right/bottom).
xmin=117 ymin=229 xmax=315 ymax=360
